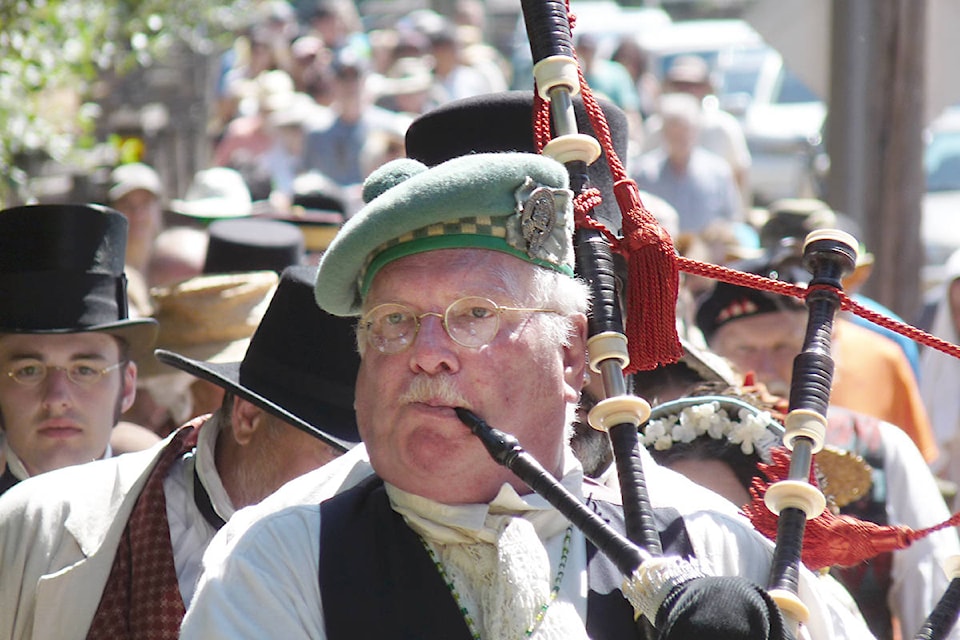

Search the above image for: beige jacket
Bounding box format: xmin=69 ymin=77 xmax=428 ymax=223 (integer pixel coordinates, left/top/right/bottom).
xmin=0 ymin=432 xmax=175 ymax=640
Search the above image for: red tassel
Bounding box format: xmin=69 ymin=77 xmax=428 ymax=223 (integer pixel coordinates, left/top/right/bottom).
xmin=743 ymin=448 xmax=958 ymax=570
xmin=616 ymin=178 xmax=682 ymax=372
xmin=535 ymin=66 xmax=682 ymax=372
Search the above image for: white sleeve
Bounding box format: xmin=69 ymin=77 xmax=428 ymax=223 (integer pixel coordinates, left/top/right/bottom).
xmin=880 ymin=422 xmax=960 ymax=639
xmin=180 ymin=505 xmax=327 ymax=639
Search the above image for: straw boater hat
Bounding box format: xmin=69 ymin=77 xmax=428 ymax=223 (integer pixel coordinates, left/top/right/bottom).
xmin=0 ymin=204 xmax=158 ymax=357
xmin=139 ymin=270 xmax=280 ymax=378
xmin=158 ymin=265 xmax=361 ymax=450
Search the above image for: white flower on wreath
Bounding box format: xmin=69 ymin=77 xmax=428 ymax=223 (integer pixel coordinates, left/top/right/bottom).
xmin=643 ymin=402 xmax=780 ymax=462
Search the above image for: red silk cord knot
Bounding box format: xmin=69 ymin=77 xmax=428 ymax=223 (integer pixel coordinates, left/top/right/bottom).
xmin=532 ymin=23 xmax=682 ymax=373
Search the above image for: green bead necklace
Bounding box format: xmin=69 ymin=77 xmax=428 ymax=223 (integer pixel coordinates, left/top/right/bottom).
xmin=420 ymin=525 xmax=574 ymax=639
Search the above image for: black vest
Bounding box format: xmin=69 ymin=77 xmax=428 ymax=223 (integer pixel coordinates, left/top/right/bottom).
xmin=318 ymin=476 xmax=693 ymax=640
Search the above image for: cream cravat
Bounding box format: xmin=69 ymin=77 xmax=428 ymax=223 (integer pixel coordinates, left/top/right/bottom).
xmin=386 ymin=457 xmax=589 ymax=639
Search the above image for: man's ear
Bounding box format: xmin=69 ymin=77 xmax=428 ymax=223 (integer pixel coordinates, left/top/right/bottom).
xmin=120 ymin=360 xmax=138 ymax=414
xmin=230 ymin=397 xmax=263 ymax=446
xmin=562 ymin=313 xmax=589 ymax=404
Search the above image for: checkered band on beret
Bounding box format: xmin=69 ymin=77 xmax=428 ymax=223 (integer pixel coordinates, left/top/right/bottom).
xmin=359 ymin=215 xmax=505 ymax=292
xmin=376 ymin=216 xmax=506 ymax=255
xmin=315 ymin=152 xmax=573 ymax=316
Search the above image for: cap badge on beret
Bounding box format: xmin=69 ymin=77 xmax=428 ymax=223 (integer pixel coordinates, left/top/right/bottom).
xmin=512 ymin=178 xmax=571 ymax=265
xmin=518 ymin=180 xmax=558 ymax=257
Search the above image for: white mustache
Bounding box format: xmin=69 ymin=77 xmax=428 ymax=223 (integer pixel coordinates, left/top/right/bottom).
xmin=398 ymin=375 xmax=470 ymax=408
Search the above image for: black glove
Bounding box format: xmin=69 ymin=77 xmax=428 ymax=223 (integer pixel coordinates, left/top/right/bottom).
xmin=655 ymin=576 xmax=793 ymax=640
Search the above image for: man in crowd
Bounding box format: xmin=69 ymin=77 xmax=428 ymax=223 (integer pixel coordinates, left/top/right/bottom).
xmin=107 ymin=162 xmax=165 ymax=278
xmin=180 ymin=144 xmax=872 ymax=638
xmin=633 ymin=91 xmax=742 ymax=235
xmin=0 ymin=204 xmax=158 ymax=494
xmin=0 ymin=265 xmax=361 ymax=639
xmin=642 ymin=54 xmax=752 ymax=207
xmin=107 ymin=162 xmax=166 ymax=317
xmin=695 ymin=251 xmax=960 ymax=639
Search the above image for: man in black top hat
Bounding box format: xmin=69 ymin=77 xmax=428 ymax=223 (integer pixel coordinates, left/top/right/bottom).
xmin=0 ymin=204 xmax=159 ymax=494
xmin=0 ymin=265 xmax=362 ymax=639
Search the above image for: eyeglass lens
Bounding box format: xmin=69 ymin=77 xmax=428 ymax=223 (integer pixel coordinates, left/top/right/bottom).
xmin=364 ymin=297 xmax=501 ymax=353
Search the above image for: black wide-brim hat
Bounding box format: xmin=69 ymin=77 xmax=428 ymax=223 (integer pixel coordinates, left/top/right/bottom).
xmin=0 ymin=203 xmax=158 ymax=357
xmin=155 ymin=264 xmax=360 ymax=451
xmin=404 ymin=90 xmax=629 ymax=233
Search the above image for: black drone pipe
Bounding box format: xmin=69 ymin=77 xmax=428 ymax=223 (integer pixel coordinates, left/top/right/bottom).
xmin=520 ymin=0 xmax=661 ymax=558
xmin=914 ymin=576 xmax=960 ymax=640
xmin=762 ymin=230 xmax=858 ymax=632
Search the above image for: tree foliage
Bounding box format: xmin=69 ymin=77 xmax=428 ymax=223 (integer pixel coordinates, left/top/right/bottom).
xmin=0 ymin=0 xmax=252 ymax=205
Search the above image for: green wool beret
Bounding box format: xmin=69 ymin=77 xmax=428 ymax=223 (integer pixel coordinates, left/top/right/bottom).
xmin=315 ymin=152 xmax=575 ymax=316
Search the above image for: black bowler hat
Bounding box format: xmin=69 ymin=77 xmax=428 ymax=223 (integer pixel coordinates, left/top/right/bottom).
xmin=203 ymin=217 xmax=306 ymax=274
xmin=156 ymin=265 xmax=360 ymax=450
xmin=695 ymin=249 xmax=809 ymax=343
xmin=0 ymin=204 xmax=158 ymax=357
xmin=404 ymin=90 xmax=629 ymax=233
xmin=251 ymin=172 xmax=347 ymax=253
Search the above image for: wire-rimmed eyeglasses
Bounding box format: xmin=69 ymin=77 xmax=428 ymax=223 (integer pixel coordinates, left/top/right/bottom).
xmin=5 ymin=360 xmax=126 ymax=387
xmin=359 ymin=296 xmax=561 ymax=355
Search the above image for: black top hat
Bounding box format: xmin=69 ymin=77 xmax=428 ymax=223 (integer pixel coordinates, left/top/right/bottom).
xmin=404 ymin=90 xmax=629 ymax=233
xmin=155 ymin=265 xmax=360 ymax=450
xmin=203 ymin=217 xmax=306 ymax=275
xmin=0 ymin=204 xmax=158 ymax=357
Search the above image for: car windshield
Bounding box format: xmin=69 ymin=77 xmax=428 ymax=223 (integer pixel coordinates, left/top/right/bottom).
xmin=775 ymin=68 xmax=819 ymax=104
xmin=715 ymin=47 xmax=769 ymax=99
xmin=925 ymin=130 xmax=960 ymax=192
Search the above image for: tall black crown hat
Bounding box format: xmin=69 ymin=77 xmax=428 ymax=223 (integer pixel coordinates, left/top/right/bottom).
xmin=404 ymin=90 xmax=628 ymax=233
xmin=0 ymin=204 xmax=158 ymax=357
xmin=203 ymin=217 xmax=306 ymax=275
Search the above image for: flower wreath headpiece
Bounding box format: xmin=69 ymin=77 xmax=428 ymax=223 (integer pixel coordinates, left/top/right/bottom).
xmin=642 ymin=396 xmax=783 ymax=463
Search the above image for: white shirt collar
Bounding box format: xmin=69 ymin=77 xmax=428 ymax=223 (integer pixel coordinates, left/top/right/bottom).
xmin=386 ymin=449 xmax=584 ymax=544
xmin=194 ymin=413 xmax=236 ymax=522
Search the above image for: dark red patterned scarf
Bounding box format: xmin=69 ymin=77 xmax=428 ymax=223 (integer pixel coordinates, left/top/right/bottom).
xmin=86 ymin=418 xmax=203 ymax=639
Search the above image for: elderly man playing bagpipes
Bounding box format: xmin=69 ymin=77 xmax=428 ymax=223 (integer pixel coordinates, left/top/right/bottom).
xmin=178 ymin=72 xmax=884 ymax=640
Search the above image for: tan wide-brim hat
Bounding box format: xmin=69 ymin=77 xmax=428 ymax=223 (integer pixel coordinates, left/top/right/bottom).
xmin=139 ymin=270 xmax=279 ymax=377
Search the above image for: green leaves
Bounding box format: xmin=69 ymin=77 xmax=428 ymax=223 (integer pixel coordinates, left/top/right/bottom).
xmin=0 ymin=0 xmax=245 ymax=204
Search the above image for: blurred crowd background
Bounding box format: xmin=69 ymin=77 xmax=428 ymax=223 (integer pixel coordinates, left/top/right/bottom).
xmin=5 ymin=0 xmax=960 ymax=320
